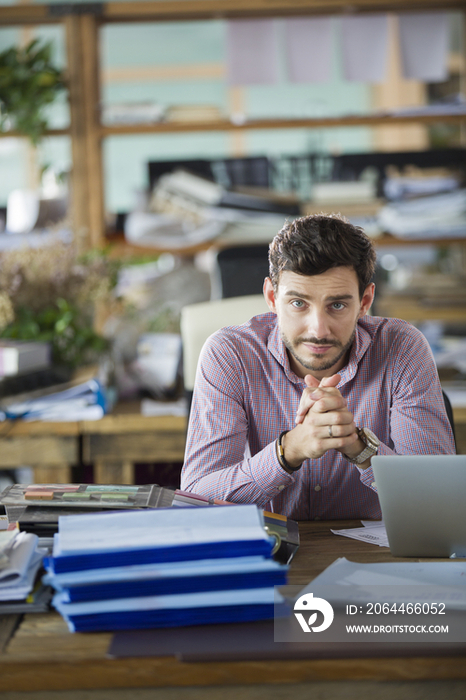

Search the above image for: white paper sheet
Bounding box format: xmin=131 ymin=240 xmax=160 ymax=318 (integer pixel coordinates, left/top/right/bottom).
xmin=341 ymin=14 xmax=389 ymax=82
xmin=283 ymin=16 xmax=333 ymax=83
xmin=0 ymin=550 xmax=45 ymax=601
xmin=0 ymin=532 xmax=38 ymax=584
xmin=398 ymin=12 xmax=449 ymax=82
xmin=331 ymin=520 xmax=389 ymax=548
xmin=299 ymin=557 xmax=466 ymax=609
xmin=226 ymin=19 xmax=279 ymax=85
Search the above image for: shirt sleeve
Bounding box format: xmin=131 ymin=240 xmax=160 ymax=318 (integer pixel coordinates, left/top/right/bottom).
xmin=181 ymin=332 xmax=294 ymax=507
xmin=356 ymin=323 xmax=456 ymax=491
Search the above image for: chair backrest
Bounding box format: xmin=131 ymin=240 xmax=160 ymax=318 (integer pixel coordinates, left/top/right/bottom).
xmin=180 ymin=294 xmax=270 ymax=392
xmin=215 ymin=244 xmax=270 ymax=298
xmin=442 ymin=389 xmax=457 ymax=453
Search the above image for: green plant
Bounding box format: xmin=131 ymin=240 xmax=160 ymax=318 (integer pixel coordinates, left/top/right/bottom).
xmin=1 ymin=300 xmax=109 ymax=370
xmin=0 ymin=39 xmax=66 ymax=145
xmin=0 ymin=242 xmax=120 ymax=369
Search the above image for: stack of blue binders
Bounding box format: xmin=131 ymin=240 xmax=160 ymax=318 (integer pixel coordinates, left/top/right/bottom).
xmin=43 ymin=504 xmax=288 ymax=632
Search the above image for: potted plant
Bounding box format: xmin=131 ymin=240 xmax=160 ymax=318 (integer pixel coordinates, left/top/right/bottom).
xmin=0 ymin=38 xmax=66 ymax=145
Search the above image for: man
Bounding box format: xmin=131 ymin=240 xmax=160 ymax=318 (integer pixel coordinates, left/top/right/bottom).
xmin=181 ymin=215 xmax=455 ymax=520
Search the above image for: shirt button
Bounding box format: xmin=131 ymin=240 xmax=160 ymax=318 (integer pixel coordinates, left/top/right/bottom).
xmin=314 ymin=484 xmax=321 ymax=492
xmin=314 ymin=516 xmax=320 ymax=521
xmin=277 ymin=485 xmax=285 ymax=492
xmin=371 ymin=482 xmax=377 ymax=488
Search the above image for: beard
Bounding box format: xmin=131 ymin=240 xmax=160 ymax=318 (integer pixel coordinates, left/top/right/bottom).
xmin=281 ymin=326 xmax=357 ymax=373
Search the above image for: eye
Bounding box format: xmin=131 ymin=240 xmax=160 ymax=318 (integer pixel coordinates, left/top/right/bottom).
xmin=331 ymin=302 xmax=346 ymax=311
xmin=291 ymin=299 xmax=305 ymax=309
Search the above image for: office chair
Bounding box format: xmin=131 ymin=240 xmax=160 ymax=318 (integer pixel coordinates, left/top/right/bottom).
xmin=214 ymin=244 xmax=270 ymax=299
xmin=442 ymin=390 xmax=457 ymax=453
xmin=180 ymin=294 xmax=269 ymax=409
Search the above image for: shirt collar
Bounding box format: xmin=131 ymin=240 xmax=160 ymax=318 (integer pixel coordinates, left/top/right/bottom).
xmin=268 ymin=317 xmax=373 ymax=387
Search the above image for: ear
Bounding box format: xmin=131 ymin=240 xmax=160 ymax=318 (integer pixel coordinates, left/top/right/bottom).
xmin=358 ymin=283 xmax=375 ymax=318
xmin=263 ymin=277 xmax=278 ymax=314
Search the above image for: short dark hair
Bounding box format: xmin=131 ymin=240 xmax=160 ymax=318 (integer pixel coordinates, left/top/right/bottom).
xmin=268 ymin=214 xmax=376 ymax=298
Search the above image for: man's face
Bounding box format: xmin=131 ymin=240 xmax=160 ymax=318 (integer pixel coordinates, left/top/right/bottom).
xmin=263 ymin=267 xmax=374 ymax=379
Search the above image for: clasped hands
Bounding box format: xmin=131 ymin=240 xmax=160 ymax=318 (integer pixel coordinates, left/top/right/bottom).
xmin=281 ymin=373 xmax=362 ymax=469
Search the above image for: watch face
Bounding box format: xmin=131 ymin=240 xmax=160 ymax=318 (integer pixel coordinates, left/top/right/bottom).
xmin=360 ymin=428 xmax=380 ymax=449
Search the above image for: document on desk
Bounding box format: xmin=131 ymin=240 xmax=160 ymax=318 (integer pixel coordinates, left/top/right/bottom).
xmin=300 ymin=557 xmax=466 ymax=610
xmin=331 ymin=520 xmax=389 ymax=547
xmin=0 ymin=532 xmax=46 ymax=601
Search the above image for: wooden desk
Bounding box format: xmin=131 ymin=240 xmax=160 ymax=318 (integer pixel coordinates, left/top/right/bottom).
xmin=1 ymin=521 xmax=466 ymax=697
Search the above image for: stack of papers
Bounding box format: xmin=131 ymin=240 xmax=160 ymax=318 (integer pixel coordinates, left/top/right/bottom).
xmin=0 ymin=379 xmax=107 ymax=422
xmin=44 ymin=505 xmax=288 ymax=633
xmin=0 ymin=530 xmax=48 ymax=606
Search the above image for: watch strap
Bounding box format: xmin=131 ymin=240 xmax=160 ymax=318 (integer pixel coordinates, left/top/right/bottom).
xmin=345 ymin=427 xmax=379 ymax=465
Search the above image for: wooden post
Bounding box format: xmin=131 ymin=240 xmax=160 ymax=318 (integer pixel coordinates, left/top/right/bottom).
xmin=66 ymin=13 xmax=105 ymax=251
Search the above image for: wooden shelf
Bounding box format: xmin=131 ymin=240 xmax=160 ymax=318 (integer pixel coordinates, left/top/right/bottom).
xmin=100 ymin=111 xmax=466 ymax=137
xmin=0 ymin=128 xmax=69 ymax=139
xmin=5 ymin=111 xmax=464 ymax=142
xmin=104 ymin=232 xmax=466 ymax=259
xmin=1 ymin=0 xmax=466 ymax=26
xmin=1 ymin=0 xmax=465 ymax=252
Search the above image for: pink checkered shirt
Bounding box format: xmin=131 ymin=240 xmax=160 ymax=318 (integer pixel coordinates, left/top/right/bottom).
xmin=181 ymin=313 xmax=455 ymax=520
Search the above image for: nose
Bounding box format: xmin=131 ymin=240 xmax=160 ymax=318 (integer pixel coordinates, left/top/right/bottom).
xmin=306 ymin=308 xmax=332 ymax=340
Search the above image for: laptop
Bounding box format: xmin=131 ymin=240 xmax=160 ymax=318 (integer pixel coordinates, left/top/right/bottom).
xmin=371 ymin=455 xmax=466 ymax=558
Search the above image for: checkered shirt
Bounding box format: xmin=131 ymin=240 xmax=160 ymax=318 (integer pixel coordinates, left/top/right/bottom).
xmin=181 ymin=313 xmax=455 ymax=520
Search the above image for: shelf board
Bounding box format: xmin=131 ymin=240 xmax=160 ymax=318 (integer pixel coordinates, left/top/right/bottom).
xmin=3 ymin=110 xmax=463 ymax=141
xmin=104 ymin=232 xmax=466 ymax=258
xmin=0 ymin=128 xmax=69 ymax=139
xmin=2 ymin=1 xmax=466 ymax=25
xmin=100 ymin=112 xmax=466 ymax=137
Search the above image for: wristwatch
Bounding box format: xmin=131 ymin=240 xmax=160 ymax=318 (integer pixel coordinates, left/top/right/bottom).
xmin=345 ymin=427 xmax=380 ymax=464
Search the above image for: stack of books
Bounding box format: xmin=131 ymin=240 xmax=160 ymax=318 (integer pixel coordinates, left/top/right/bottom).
xmin=43 ymin=505 xmax=288 ymax=633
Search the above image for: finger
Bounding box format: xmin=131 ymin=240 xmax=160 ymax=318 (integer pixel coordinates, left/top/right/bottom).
xmin=309 ymin=391 xmax=347 ymax=414
xmin=304 ymin=374 xmax=320 ymax=389
xmin=319 ymin=373 xmax=341 ymax=388
xmin=296 ymin=374 xmax=343 ymax=425
xmin=307 ymin=410 xmax=354 ymax=430
xmin=321 ymin=420 xmax=356 ymax=439
xmin=295 ymin=383 xmax=345 ymax=424
xmin=295 ymin=387 xmax=320 ymax=424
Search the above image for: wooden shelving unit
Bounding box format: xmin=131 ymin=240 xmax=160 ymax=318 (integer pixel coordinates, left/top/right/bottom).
xmin=1 ymin=0 xmax=466 ymax=251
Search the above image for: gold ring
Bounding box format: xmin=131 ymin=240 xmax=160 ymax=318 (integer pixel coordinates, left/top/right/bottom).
xmin=328 ymin=425 xmax=333 ymax=438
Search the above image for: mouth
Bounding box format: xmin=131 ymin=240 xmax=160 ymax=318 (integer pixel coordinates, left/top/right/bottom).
xmin=302 ymin=343 xmax=336 ymax=355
